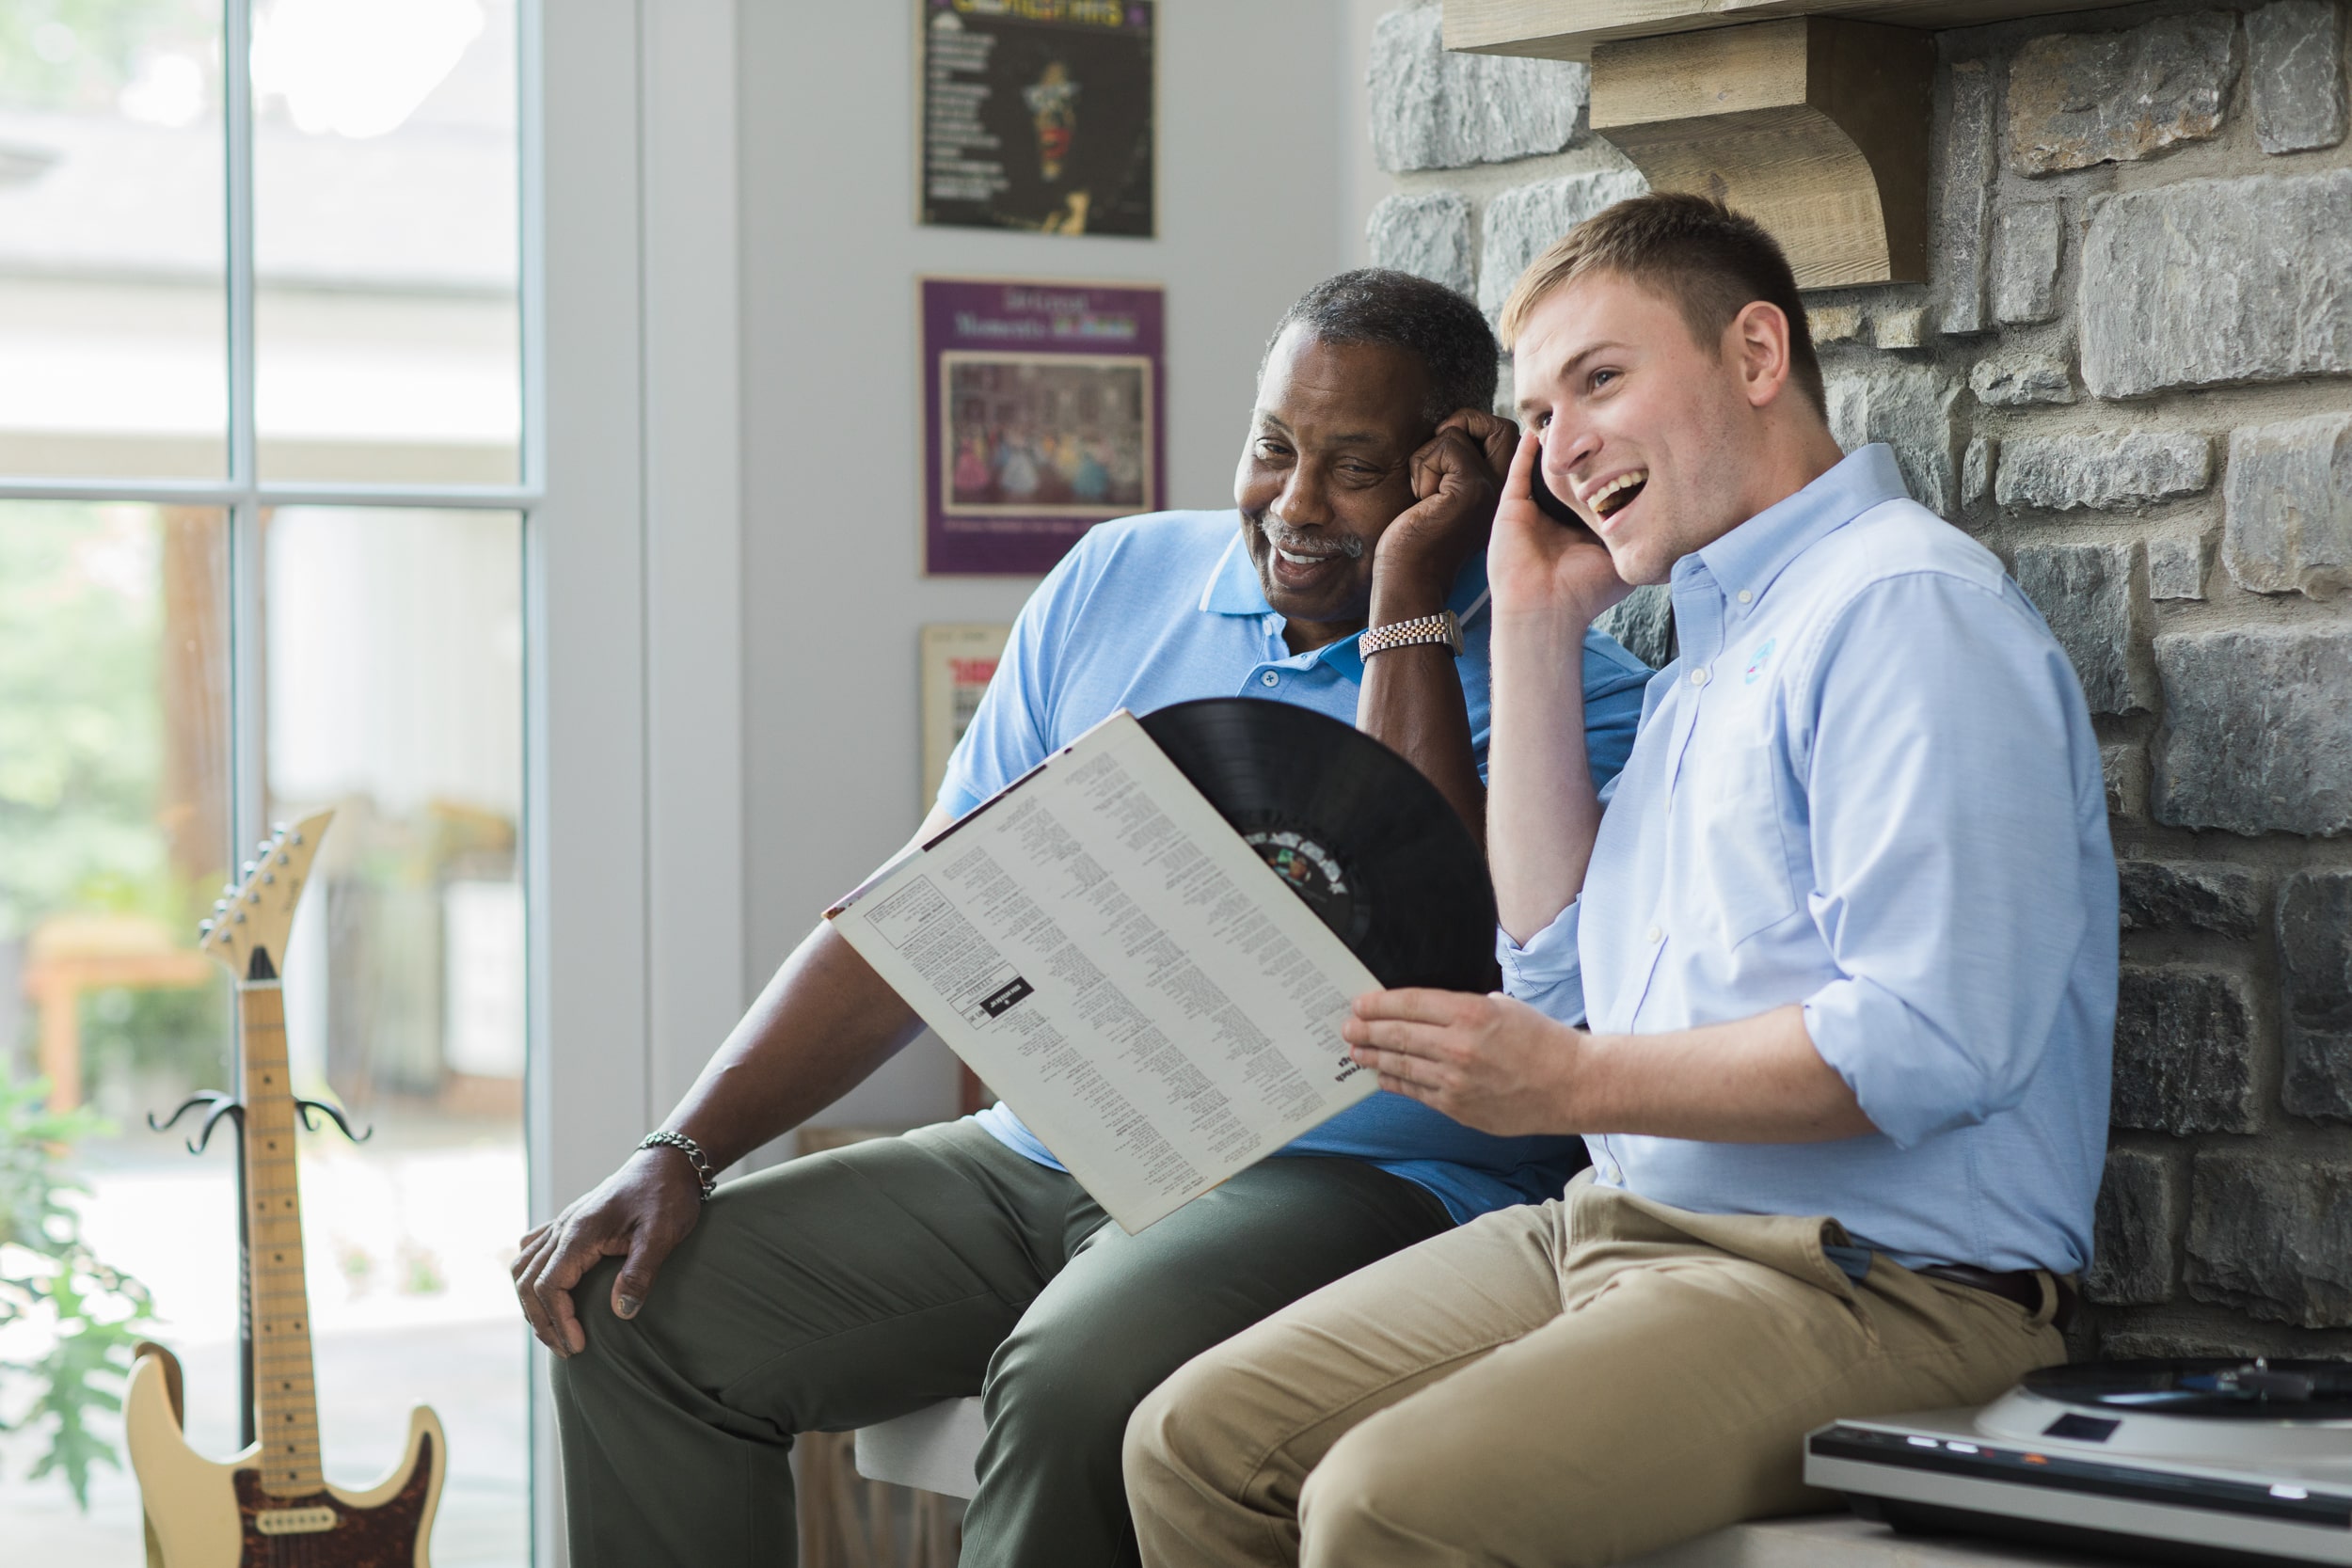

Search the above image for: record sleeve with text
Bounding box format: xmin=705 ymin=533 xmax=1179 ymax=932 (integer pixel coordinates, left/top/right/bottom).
xmin=827 ymin=710 xmax=1379 ymax=1232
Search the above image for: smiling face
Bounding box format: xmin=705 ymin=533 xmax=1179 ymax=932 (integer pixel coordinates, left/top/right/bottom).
xmin=1235 ymin=327 xmax=1431 ymax=648
xmin=1513 ymin=269 xmax=1781 ymax=587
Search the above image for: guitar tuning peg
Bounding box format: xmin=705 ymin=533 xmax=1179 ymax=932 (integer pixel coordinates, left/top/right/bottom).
xmin=276 ymin=852 xmax=292 ymax=866
xmin=256 ymin=839 xmax=276 ymax=857
xmin=222 ymin=883 xmax=240 ymax=898
xmin=214 ymin=898 xmax=230 ymax=912
xmin=272 ymin=821 xmax=290 ymax=835
xmin=241 ymin=861 xmax=257 ymax=878
xmin=290 ymin=832 xmax=304 ymax=847
xmin=246 ymin=889 xmax=261 ymax=903
xmin=233 ymin=910 xmax=246 ymax=924
xmin=199 ymin=919 xmax=214 ymax=935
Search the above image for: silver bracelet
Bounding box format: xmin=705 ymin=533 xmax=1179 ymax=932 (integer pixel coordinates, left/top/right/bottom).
xmin=640 ymin=1130 xmax=716 ymax=1200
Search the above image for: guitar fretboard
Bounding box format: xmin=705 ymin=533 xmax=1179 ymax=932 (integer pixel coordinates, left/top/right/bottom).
xmin=239 ymin=982 xmax=326 ymax=1497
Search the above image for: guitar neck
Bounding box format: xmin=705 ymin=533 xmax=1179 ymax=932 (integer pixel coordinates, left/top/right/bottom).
xmin=238 ymin=981 xmax=326 ymax=1497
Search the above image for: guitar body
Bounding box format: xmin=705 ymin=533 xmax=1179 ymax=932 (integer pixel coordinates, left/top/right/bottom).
xmin=127 ymin=1352 xmax=447 ymax=1568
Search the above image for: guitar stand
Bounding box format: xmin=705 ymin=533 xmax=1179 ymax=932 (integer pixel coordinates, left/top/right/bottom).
xmin=149 ymin=1090 xmax=371 ymax=1449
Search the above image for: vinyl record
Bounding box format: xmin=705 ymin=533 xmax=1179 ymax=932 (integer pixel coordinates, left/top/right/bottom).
xmin=2023 ymin=1359 xmax=2352 ymax=1421
xmin=1137 ymin=697 xmax=1498 ymax=993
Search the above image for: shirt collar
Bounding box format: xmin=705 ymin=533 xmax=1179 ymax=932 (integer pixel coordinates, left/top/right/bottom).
xmin=1687 ymin=443 xmax=1911 ymax=605
xmin=1198 ymin=523 xmax=1492 ymax=674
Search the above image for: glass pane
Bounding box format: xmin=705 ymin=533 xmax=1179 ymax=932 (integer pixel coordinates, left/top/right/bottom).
xmin=0 ymin=499 xmax=235 ymax=1547
xmin=253 ymin=0 xmax=519 ymax=483
xmin=0 ymin=2 xmax=228 ymax=479
xmin=266 ymin=505 xmax=527 ymax=1564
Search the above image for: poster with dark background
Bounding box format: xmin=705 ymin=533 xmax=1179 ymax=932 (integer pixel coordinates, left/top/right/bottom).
xmin=923 ymin=277 xmax=1166 ymax=575
xmin=920 ymin=0 xmax=1154 ymax=237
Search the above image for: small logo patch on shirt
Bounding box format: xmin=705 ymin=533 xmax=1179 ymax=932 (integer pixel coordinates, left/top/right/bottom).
xmin=1744 ymin=638 xmax=1777 ymax=684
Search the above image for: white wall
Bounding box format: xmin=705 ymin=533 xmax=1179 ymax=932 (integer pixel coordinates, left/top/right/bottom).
xmin=737 ymin=0 xmax=1353 ymax=1137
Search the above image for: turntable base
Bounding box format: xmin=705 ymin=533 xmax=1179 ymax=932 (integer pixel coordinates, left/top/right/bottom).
xmin=1622 ymin=1513 xmax=2141 ymax=1566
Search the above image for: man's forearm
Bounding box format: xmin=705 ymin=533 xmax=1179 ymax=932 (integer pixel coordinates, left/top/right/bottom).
xmin=1489 ymin=608 xmax=1603 ymax=943
xmin=1360 ymin=572 xmax=1486 ymax=847
xmin=655 ymin=808 xmax=955 ymax=1168
xmin=1567 ymin=1005 xmax=1876 ymax=1144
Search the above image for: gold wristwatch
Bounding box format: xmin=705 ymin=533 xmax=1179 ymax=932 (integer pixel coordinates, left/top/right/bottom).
xmin=1359 ymin=610 xmax=1463 ymax=658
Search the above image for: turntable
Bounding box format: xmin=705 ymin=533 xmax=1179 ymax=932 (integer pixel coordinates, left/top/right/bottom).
xmin=1806 ymin=1360 xmax=2352 ymax=1566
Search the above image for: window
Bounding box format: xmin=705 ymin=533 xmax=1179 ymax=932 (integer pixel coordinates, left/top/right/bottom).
xmin=1 ymin=6 xmax=534 ymax=1564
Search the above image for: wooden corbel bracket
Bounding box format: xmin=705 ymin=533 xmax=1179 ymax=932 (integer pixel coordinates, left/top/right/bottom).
xmin=1586 ymin=17 xmax=1934 ymax=288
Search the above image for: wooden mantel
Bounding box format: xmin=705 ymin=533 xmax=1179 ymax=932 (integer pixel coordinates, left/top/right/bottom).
xmin=1441 ymin=0 xmax=2132 ymax=288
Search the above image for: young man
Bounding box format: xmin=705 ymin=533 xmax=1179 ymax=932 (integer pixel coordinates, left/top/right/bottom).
xmin=512 ymin=270 xmax=1653 ymax=1566
xmin=1123 ymin=196 xmax=2118 ymax=1568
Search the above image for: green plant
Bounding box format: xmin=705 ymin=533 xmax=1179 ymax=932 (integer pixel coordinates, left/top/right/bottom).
xmin=0 ymin=1074 xmax=154 ymax=1510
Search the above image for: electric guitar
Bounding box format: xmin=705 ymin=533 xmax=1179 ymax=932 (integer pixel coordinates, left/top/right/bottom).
xmin=125 ymin=811 xmax=446 ymax=1567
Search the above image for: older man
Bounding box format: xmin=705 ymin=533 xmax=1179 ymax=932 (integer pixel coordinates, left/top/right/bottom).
xmin=514 ymin=269 xmax=1652 ymax=1566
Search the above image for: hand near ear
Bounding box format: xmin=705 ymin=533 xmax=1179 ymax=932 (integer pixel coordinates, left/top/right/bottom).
xmin=1488 ymin=430 xmax=1630 ymax=627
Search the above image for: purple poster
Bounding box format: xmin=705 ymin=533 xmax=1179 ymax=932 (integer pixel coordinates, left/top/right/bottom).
xmin=922 ymin=277 xmax=1166 ymax=577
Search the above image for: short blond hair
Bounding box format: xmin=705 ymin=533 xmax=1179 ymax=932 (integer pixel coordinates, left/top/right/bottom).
xmin=1498 ymin=192 xmax=1825 ymax=417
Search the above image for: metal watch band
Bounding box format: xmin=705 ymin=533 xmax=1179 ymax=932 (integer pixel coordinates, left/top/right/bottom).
xmin=1359 ymin=610 xmax=1462 ymax=658
xmin=641 ymin=1130 xmax=716 ymax=1200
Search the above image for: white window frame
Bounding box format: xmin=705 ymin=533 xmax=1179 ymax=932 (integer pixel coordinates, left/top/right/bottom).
xmin=0 ymin=2 xmax=750 ymax=1560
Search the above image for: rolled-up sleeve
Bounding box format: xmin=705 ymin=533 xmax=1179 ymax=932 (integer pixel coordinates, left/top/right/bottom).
xmin=1796 ymin=573 xmax=2100 ymax=1148
xmin=1500 ymin=896 xmax=1588 ymax=1025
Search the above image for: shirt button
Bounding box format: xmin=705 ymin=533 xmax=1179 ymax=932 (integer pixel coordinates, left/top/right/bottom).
xmin=1737 ymin=589 xmax=1754 ymax=604
xmin=1260 ymin=671 xmax=1279 ymax=687
xmin=1646 ymin=925 xmax=1663 ymax=943
xmin=1690 ymin=667 xmax=1710 ymax=687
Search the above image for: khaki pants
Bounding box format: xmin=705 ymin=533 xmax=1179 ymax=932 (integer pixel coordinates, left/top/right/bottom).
xmin=1124 ymin=1171 xmax=2067 ymax=1568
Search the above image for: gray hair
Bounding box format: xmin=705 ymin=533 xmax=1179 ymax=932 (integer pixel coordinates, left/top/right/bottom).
xmin=1263 ymin=268 xmax=1499 ymax=427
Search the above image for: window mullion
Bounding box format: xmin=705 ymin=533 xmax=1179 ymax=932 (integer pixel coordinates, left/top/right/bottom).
xmin=225 ymin=0 xmax=257 ymax=499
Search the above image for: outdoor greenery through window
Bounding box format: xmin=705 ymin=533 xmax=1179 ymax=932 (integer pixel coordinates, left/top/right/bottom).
xmin=0 ymin=4 xmax=531 ymax=1562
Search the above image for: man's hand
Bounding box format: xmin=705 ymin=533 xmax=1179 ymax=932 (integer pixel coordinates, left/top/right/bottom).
xmin=1342 ymin=987 xmax=1580 ymax=1137
xmin=1488 ymin=429 xmax=1630 ymax=627
xmin=1371 ymin=409 xmax=1517 ymax=605
xmin=512 ymin=1147 xmax=704 ymax=1356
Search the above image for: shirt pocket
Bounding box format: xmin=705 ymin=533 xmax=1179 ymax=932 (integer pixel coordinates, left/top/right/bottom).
xmin=1681 ymin=734 xmax=1801 ymax=950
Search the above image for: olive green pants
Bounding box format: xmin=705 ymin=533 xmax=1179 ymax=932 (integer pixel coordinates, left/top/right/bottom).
xmin=1124 ymin=1171 xmax=2068 ymax=1568
xmin=549 ymin=1117 xmax=1450 ymax=1567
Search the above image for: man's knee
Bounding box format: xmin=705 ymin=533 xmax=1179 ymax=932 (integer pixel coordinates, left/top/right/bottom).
xmin=985 ymin=1307 xmax=1180 ymax=1454
xmin=1296 ymin=1412 xmax=1482 ymax=1562
xmin=1120 ymin=1348 xmax=1258 ymax=1507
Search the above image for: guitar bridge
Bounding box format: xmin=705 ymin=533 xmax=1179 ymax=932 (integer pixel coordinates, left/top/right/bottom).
xmin=255 ymin=1505 xmax=338 ymax=1535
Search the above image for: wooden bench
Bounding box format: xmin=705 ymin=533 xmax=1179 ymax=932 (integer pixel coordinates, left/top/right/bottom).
xmin=851 ymin=1397 xmax=2121 ymax=1566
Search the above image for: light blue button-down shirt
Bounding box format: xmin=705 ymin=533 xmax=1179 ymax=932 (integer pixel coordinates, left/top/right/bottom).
xmin=944 ymin=508 xmax=1654 ymax=1222
xmin=1502 ymin=447 xmax=2116 ymax=1272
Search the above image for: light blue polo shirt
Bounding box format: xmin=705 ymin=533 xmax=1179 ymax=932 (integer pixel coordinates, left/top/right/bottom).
xmin=942 ymin=508 xmax=1653 ymax=1222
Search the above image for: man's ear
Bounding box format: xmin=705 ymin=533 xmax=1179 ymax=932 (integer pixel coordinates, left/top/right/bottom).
xmin=1726 ymin=300 xmax=1794 ymax=411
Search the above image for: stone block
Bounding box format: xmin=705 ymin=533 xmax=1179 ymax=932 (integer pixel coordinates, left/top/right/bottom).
xmin=1595 ymin=583 xmax=1676 ymax=671
xmin=1825 ymin=362 xmax=1958 ymax=515
xmin=2008 ymin=13 xmax=2238 ymax=175
xmin=2101 ymin=741 xmax=2148 ymax=817
xmin=2152 ymin=626 xmax=2352 ymax=836
xmin=1370 ymin=5 xmax=1588 ymax=172
xmin=2012 ymin=542 xmax=2149 ymax=715
xmin=2111 ymin=963 xmax=2260 ymax=1134
xmin=1970 ymin=351 xmax=2074 ymax=407
xmin=2147 ymin=531 xmax=2210 ymax=601
xmin=2099 ymin=1328 xmax=2260 ymax=1359
xmin=1995 ymin=433 xmax=2211 ymax=512
xmin=2249 ymin=0 xmax=2347 ymax=154
xmin=1476 ymin=170 xmax=1649 ymax=325
xmin=2186 ymin=1153 xmax=2352 ymax=1328
xmin=2082 ymin=169 xmax=2352 ymax=398
xmin=1963 ymin=438 xmax=1994 ymax=510
xmin=1809 ymin=305 xmax=1866 ymax=345
xmin=2119 ymin=861 xmax=2265 ymax=939
xmin=2223 ymin=413 xmax=2352 ymax=600
xmin=2280 ymin=870 xmax=2352 ymax=1123
xmin=1992 ymin=199 xmax=2064 ymax=325
xmin=1366 ymin=191 xmax=1474 ymax=297
xmin=1935 ymin=59 xmax=1995 ymax=336
xmin=2085 ymin=1148 xmax=2177 ymax=1306
xmin=1873 ymin=307 xmax=1927 ymax=350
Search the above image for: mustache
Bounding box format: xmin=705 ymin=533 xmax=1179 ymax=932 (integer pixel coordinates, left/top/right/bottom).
xmin=1257 ymin=515 xmax=1364 ymax=560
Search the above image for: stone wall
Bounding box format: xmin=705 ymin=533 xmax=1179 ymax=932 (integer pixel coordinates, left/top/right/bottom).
xmin=1366 ymin=0 xmax=2352 ymax=1360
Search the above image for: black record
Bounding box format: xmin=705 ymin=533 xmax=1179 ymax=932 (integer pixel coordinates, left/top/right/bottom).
xmin=1137 ymin=698 xmax=1497 ymax=993
xmin=2024 ymin=1359 xmax=2352 ymax=1420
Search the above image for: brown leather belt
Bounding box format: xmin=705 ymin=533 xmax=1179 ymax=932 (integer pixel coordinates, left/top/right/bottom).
xmin=1918 ymin=1263 xmax=2077 ymax=1333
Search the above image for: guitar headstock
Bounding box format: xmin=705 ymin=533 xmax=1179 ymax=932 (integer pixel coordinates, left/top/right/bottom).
xmin=199 ymin=810 xmax=334 ymax=983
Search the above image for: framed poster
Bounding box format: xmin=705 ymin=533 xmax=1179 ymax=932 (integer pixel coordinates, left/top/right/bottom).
xmin=922 ymin=277 xmax=1166 ymax=576
xmin=920 ymin=622 xmax=1014 ymax=807
xmin=918 ymin=0 xmax=1156 ymax=237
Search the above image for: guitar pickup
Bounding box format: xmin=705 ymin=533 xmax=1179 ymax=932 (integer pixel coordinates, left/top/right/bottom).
xmin=255 ymin=1505 xmax=338 ymax=1535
